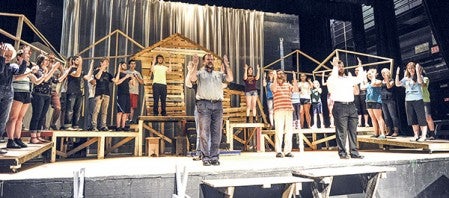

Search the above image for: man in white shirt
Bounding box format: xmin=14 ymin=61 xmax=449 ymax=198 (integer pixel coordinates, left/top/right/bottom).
xmin=327 ymin=57 xmax=365 ymax=159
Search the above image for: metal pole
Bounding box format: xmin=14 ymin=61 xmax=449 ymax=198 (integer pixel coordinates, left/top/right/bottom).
xmin=280 ymin=38 xmax=284 ymax=71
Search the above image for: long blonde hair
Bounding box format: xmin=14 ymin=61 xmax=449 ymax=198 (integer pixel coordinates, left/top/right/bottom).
xmin=405 ymin=62 xmax=417 ymax=82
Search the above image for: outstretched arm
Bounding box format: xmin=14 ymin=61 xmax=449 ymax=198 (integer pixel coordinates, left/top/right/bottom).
xmin=188 ymin=54 xmax=199 ymax=83
xmin=416 ymin=63 xmax=423 ymax=85
xmin=243 ymin=64 xmax=248 ymax=81
xmin=270 ymin=71 xmax=278 ymax=92
xmin=395 ymin=67 xmax=402 ymax=87
xmin=255 ymin=65 xmax=260 ymax=80
xmin=84 ymin=61 xmax=95 ymax=80
xmin=223 ymin=55 xmax=233 ymax=82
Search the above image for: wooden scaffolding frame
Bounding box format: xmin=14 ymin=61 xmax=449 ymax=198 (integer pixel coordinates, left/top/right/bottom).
xmin=0 ymin=12 xmax=65 ymax=64
xmin=76 ymin=29 xmax=146 ymax=124
xmin=312 ymin=49 xmax=394 ymax=77
xmin=260 ymin=49 xmax=322 ymax=123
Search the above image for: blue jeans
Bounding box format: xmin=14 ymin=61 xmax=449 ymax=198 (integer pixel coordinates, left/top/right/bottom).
xmin=0 ymin=85 xmax=13 ymax=138
xmin=381 ymin=99 xmax=400 ymax=130
xmin=194 ymin=106 xmax=200 ymax=152
xmin=64 ymin=93 xmax=82 ymax=128
xmin=197 ymin=100 xmax=223 ymax=162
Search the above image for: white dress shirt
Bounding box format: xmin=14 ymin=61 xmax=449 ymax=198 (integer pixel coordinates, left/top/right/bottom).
xmin=327 ymin=66 xmax=364 ymax=103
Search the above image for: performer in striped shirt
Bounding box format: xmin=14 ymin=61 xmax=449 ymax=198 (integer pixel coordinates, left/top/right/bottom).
xmin=270 ymin=70 xmax=296 ymax=158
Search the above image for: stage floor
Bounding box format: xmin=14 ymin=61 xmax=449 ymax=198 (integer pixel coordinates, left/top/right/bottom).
xmin=2 ymin=149 xmax=449 ymax=180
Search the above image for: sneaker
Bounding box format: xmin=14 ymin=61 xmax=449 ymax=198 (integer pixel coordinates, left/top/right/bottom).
xmin=100 ymin=127 xmax=111 ymax=131
xmin=427 ymin=136 xmax=435 ymax=140
xmin=50 ymin=125 xmax=58 ymax=130
xmin=285 ymin=153 xmax=294 ymax=157
xmin=116 ymin=127 xmax=123 ymax=131
xmin=410 ymin=136 xmax=419 ymax=142
xmin=417 ymin=137 xmax=426 ymax=142
xmin=276 ymin=153 xmax=284 ymax=158
xmin=378 ymin=135 xmax=386 ymax=139
xmin=371 ymin=135 xmax=379 ymax=138
xmin=14 ymin=138 xmax=28 ymax=148
xmin=66 ymin=127 xmax=76 ymax=131
xmin=7 ymin=139 xmax=21 ymax=149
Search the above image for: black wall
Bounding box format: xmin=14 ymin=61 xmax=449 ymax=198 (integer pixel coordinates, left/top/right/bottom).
xmin=263 ymin=13 xmax=300 ymax=71
xmin=34 ymin=0 xmax=64 ymax=51
xmin=0 ymin=0 xmax=37 ymax=44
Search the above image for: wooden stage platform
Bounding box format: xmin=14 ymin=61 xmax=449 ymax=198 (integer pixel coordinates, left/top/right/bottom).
xmin=1 ymin=150 xmax=449 ymax=197
xmin=358 ymin=135 xmax=449 ymax=153
xmin=0 ymin=138 xmax=52 ymax=172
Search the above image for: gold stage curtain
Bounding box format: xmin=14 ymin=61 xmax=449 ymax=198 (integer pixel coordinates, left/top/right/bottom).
xmin=61 ymin=0 xmax=264 ymax=83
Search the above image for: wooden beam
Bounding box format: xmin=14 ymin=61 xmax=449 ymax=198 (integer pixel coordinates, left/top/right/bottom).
xmin=14 ymin=15 xmax=24 ymax=50
xmin=143 ymin=123 xmax=173 ymax=143
xmin=76 ymin=30 xmax=119 ymax=56
xmin=105 ymin=137 xmax=135 ymax=155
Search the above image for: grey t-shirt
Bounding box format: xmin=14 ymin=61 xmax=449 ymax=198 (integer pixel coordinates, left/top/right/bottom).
xmin=195 ymin=69 xmax=227 ymax=101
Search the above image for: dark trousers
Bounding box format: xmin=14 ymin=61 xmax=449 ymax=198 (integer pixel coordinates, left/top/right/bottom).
xmin=86 ymin=97 xmax=95 ymax=129
xmin=197 ymin=100 xmax=223 ymax=162
xmin=30 ymin=94 xmax=51 ymax=131
xmin=64 ymin=93 xmax=82 ymax=128
xmin=332 ymin=102 xmax=360 ymax=156
xmin=292 ymin=103 xmax=300 ymax=121
xmin=152 ymin=83 xmax=167 ymax=115
xmin=382 ymin=99 xmax=400 ymax=130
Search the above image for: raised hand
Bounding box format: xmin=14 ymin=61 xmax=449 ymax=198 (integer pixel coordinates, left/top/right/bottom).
xmin=396 ymin=66 xmax=400 ymax=77
xmin=152 ymin=56 xmax=157 ymax=65
xmin=192 ymin=54 xmax=199 ymax=66
xmin=187 ymin=61 xmax=194 ymax=71
xmin=223 ymin=55 xmax=229 ymax=66
xmin=22 ymin=46 xmax=31 ymax=62
xmin=416 ymin=63 xmax=422 ymax=74
xmin=331 ymin=57 xmax=340 ymax=67
xmin=52 ymin=62 xmax=60 ymax=69
xmin=0 ymin=43 xmax=6 ymax=57
xmin=357 ymin=57 xmax=362 ymax=65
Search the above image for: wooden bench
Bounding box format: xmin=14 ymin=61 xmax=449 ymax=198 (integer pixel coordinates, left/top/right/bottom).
xmin=202 ymin=176 xmax=314 ymax=198
xmin=138 ymin=116 xmax=195 ymax=155
xmin=50 ymin=131 xmax=142 ymax=162
xmin=292 ymin=165 xmax=396 ymax=198
xmin=225 ymin=120 xmax=266 ymax=151
xmin=259 ymin=127 xmax=374 ymax=152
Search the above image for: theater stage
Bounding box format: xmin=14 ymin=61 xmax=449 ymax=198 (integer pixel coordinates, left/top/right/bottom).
xmin=1 ymin=149 xmax=449 ymax=197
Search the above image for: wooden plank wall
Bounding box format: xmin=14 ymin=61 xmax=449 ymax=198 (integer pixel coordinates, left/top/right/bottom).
xmin=141 ymin=54 xmax=186 ymax=116
xmin=223 ymin=88 xmax=247 ymax=123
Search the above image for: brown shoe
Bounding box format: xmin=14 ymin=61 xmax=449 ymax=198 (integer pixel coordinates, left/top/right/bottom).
xmin=29 ymin=137 xmax=44 ymax=144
